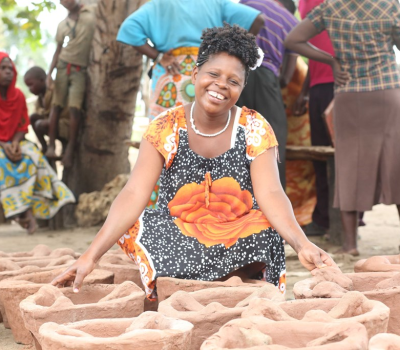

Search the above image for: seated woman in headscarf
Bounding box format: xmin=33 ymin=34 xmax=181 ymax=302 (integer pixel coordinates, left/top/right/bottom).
xmin=0 ymin=52 xmax=75 ymax=234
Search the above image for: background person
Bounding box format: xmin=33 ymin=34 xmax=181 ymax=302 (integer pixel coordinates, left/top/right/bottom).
xmin=0 ymin=52 xmax=75 ymax=234
xmin=46 ymin=0 xmax=96 ymax=168
xmin=285 ymin=0 xmax=400 ymax=255
xmin=237 ymin=0 xmax=299 ymax=190
xmin=24 ymin=66 xmax=69 ymax=154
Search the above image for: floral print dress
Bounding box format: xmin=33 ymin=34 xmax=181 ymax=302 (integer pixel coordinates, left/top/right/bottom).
xmin=118 ymin=105 xmax=286 ymax=299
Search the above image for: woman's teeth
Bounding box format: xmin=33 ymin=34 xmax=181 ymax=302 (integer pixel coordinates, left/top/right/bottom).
xmin=208 ymin=91 xmax=225 ymax=100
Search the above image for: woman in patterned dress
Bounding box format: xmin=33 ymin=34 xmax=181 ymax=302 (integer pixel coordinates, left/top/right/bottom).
xmin=0 ymin=52 xmax=75 ymax=234
xmin=52 ymin=25 xmax=336 ymax=299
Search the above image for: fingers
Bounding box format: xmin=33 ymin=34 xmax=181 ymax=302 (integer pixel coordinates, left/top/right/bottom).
xmin=166 ymin=60 xmax=181 ymax=76
xmin=72 ymin=269 xmax=87 ymax=293
xmin=50 ymin=268 xmax=76 ymax=288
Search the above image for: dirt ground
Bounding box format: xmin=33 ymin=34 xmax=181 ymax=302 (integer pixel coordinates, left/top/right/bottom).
xmin=0 ymin=204 xmax=399 ymax=349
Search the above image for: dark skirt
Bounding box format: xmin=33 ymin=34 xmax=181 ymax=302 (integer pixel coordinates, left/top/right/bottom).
xmin=334 ymin=88 xmax=400 ymax=211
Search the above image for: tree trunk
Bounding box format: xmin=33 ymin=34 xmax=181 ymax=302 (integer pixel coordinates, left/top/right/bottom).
xmin=65 ymin=0 xmax=146 ymax=204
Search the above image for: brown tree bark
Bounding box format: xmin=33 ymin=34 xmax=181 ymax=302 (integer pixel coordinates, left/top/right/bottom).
xmin=65 ymin=0 xmax=146 ymax=199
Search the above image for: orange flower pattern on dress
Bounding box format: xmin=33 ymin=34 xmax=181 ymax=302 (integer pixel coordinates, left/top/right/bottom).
xmin=168 ymin=177 xmax=272 ymax=248
xmin=117 ymin=219 xmax=157 ymax=300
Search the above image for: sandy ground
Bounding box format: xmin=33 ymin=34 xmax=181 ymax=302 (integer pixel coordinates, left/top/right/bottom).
xmin=0 ymin=204 xmax=399 ymax=349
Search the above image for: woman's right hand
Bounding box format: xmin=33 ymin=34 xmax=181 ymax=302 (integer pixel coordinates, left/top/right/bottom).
xmin=332 ymin=58 xmax=350 ymax=87
xmin=50 ymin=255 xmax=96 ymax=293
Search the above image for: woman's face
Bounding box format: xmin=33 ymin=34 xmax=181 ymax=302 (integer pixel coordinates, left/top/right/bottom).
xmin=192 ymin=52 xmax=246 ymax=116
xmin=0 ymin=58 xmax=14 ymax=88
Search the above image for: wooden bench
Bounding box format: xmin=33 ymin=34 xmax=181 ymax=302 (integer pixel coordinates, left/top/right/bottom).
xmin=286 ymin=145 xmax=342 ymax=245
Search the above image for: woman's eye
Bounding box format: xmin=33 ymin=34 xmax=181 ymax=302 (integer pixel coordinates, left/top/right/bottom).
xmin=209 ymin=72 xmax=218 ymax=77
xmin=230 ymin=80 xmax=239 ymax=85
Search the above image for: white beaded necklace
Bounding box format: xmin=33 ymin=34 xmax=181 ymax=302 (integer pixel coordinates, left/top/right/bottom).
xmin=190 ymin=102 xmax=231 ymax=138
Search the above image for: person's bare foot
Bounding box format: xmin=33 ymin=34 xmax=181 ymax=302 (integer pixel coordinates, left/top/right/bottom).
xmin=45 ymin=145 xmax=57 ymax=159
xmin=61 ymin=146 xmax=74 ymax=168
xmin=24 ymin=209 xmax=37 ymax=235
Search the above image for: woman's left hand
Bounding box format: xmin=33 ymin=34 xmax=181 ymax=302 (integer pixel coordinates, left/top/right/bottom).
xmin=160 ymin=50 xmax=181 ymax=76
xmin=297 ymin=241 xmax=337 ymax=271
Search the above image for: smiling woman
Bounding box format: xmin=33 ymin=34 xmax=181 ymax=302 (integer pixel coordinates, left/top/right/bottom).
xmin=50 ymin=25 xmax=336 ymax=301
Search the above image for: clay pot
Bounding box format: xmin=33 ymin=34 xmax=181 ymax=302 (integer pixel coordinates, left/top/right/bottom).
xmin=0 ymin=268 xmax=114 ymax=344
xmin=241 ymin=291 xmax=389 ymax=339
xmin=200 ymin=317 xmax=368 ymax=350
xmin=355 ymin=255 xmax=400 ymax=273
xmin=293 ymin=271 xmax=400 ymax=335
xmin=158 ymin=284 xmax=285 ymax=350
xmin=20 ymin=281 xmax=145 ymax=349
xmin=39 ymin=311 xmax=193 ymax=350
xmin=369 ymin=333 xmax=400 ymax=350
xmin=157 ymin=276 xmax=274 ymax=302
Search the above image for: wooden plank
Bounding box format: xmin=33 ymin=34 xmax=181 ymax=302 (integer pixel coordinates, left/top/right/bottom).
xmin=286 ymin=145 xmax=335 ymax=162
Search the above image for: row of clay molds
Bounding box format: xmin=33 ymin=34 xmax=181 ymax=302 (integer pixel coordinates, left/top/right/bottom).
xmin=20 ymin=282 xmax=145 ymax=350
xmin=156 ymin=276 xmax=269 ymax=302
xmin=0 ymin=268 xmax=114 ymax=344
xmin=38 ymin=312 xmax=193 ymax=350
xmin=201 ymin=318 xmax=368 ymax=350
xmin=293 ymin=268 xmax=400 ymax=335
xmin=158 ymin=284 xmax=285 ymax=350
xmin=241 ymin=291 xmax=389 ymax=339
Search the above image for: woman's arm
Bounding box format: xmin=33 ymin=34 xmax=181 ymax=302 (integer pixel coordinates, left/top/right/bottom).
xmin=51 ymin=138 xmax=164 ymax=291
xmin=279 ymin=53 xmax=298 ymax=88
xmin=284 ymin=19 xmax=349 ymax=86
xmin=251 ymin=148 xmax=336 ymax=271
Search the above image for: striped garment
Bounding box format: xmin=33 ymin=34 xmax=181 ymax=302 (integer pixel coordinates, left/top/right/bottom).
xmin=240 ymin=0 xmax=298 ymax=76
xmin=308 ymin=0 xmax=400 ymax=93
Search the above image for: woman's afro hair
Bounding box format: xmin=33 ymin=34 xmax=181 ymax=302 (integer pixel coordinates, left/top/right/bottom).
xmin=196 ymin=23 xmax=260 ymax=74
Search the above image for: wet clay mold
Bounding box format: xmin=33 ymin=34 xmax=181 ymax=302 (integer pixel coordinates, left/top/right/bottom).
xmin=0 ymin=245 xmax=79 ymax=259
xmin=97 ymin=252 xmax=158 ymax=312
xmin=0 ymin=255 xmax=76 ymax=282
xmin=157 ymin=276 xmax=274 ymax=302
xmin=200 ymin=317 xmax=368 ymax=350
xmin=293 ymin=270 xmax=400 ymax=335
xmin=20 ymin=282 xmax=145 ymax=349
xmin=0 ymin=268 xmax=114 ymax=344
xmin=369 ymin=333 xmax=400 ymax=350
xmin=355 ymin=255 xmax=400 ymax=273
xmin=158 ymin=285 xmax=284 ymax=350
xmin=39 ymin=311 xmax=193 ymax=350
xmin=96 ymin=253 xmax=141 ymax=285
xmin=241 ymin=291 xmax=389 ymax=339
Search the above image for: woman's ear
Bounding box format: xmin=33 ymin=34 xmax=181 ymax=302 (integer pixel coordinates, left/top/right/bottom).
xmin=191 ymin=65 xmax=198 ymax=85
